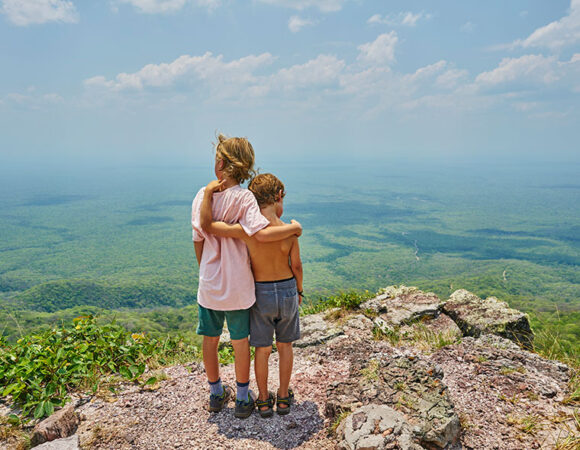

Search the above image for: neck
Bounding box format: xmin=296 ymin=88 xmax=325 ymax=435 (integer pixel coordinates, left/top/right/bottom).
xmin=219 ymin=176 xmax=238 ymax=189
xmin=260 ymin=204 xmax=278 ymax=222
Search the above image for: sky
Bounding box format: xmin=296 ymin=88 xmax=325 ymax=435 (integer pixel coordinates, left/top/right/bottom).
xmin=0 ymin=0 xmax=579 ymax=166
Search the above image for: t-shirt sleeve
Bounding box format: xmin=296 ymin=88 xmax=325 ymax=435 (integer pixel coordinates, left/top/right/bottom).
xmin=238 ymin=192 xmax=270 ymax=236
xmin=191 ymin=188 xmax=206 ymax=242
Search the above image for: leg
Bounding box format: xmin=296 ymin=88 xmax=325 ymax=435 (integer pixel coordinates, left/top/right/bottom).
xmin=202 ymin=335 xmax=220 ymax=382
xmin=276 ymin=341 xmax=293 ymax=408
xmin=254 ymin=346 xmax=272 ymax=408
xmin=231 ymin=337 xmax=251 ymax=384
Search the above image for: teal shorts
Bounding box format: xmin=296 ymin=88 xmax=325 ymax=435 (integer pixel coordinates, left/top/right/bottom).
xmin=196 ymin=304 xmax=250 ymax=340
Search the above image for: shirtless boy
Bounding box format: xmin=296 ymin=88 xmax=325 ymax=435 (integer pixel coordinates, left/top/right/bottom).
xmin=200 ymin=173 xmax=303 ymax=418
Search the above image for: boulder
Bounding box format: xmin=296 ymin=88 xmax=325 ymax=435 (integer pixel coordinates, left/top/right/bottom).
xmin=326 ymin=354 xmax=460 ymax=449
xmin=31 ymin=404 xmax=80 ymax=447
xmin=337 ymin=405 xmax=423 ymax=450
xmin=360 ymin=285 xmax=422 ymax=315
xmin=380 ymin=292 xmax=443 ymax=326
xmin=31 ymin=434 xmax=79 ymax=450
xmin=295 ymin=313 xmax=344 ymax=348
xmin=442 ymin=289 xmax=533 ymax=349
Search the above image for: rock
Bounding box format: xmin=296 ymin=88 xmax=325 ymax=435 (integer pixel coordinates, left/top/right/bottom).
xmin=295 ymin=313 xmax=344 ymax=347
xmin=31 ymin=404 xmax=80 ymax=447
xmin=373 ymin=317 xmax=395 ymax=335
xmin=442 ymin=289 xmax=533 ymax=349
xmin=31 ymin=434 xmax=79 ymax=450
xmin=379 ymin=285 xmax=421 ymax=299
xmin=345 ymin=314 xmax=374 ymax=331
xmin=337 ymin=405 xmax=423 ymax=450
xmin=398 ymin=313 xmax=462 ymax=348
xmin=360 ymin=286 xmax=425 ymax=316
xmin=474 ymin=333 xmax=521 ymax=351
xmin=360 ymin=294 xmax=389 ymax=314
xmin=326 ymin=350 xmax=460 ymax=449
xmin=424 ymin=313 xmax=461 ymax=335
xmin=380 ymin=292 xmax=442 ymax=326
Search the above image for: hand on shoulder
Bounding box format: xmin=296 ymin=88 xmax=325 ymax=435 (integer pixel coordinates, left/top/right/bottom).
xmin=205 ymin=179 xmax=226 ymax=194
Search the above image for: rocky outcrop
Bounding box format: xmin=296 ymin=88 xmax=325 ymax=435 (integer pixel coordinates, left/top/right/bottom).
xmin=442 ymin=289 xmax=533 ymax=349
xmin=5 ymin=285 xmax=575 ymax=450
xmin=30 ymin=403 xmax=79 ymax=447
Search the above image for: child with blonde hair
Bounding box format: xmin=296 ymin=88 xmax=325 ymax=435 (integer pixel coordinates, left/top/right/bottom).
xmin=191 ymin=134 xmax=301 ymax=419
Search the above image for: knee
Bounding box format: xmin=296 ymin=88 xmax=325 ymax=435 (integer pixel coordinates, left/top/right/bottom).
xmin=255 ymin=346 xmax=272 ymax=356
xmin=276 ymin=341 xmax=292 ymax=352
xmin=231 ymin=337 xmax=249 ymax=347
xmin=204 ymin=336 xmax=220 ymax=347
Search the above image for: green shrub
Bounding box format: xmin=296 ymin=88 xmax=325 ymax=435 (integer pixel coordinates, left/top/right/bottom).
xmin=0 ymin=316 xmax=199 ymax=419
xmin=301 ymin=290 xmax=374 ymax=315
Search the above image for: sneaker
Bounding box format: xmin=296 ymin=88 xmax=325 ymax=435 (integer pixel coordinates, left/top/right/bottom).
xmin=209 ymin=384 xmax=232 ymax=413
xmin=234 ymin=389 xmax=256 ymax=419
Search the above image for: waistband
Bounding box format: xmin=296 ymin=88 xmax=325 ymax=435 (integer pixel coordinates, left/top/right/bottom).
xmin=255 ymin=276 xmax=295 ymax=285
xmin=254 ymin=277 xmax=296 ymax=290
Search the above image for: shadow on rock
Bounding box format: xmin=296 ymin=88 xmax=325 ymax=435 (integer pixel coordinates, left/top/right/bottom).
xmin=208 ymin=400 xmax=323 ymax=449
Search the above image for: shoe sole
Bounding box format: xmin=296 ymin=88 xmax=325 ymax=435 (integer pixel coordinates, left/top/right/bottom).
xmin=234 ymin=410 xmax=254 ymax=419
xmin=259 ymin=409 xmax=273 ymax=418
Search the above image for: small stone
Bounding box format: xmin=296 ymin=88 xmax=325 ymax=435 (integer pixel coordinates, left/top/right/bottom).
xmin=31 ymin=404 xmax=80 ymax=447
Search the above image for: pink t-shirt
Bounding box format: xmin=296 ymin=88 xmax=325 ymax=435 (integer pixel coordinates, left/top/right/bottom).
xmin=191 ymin=185 xmax=269 ymax=311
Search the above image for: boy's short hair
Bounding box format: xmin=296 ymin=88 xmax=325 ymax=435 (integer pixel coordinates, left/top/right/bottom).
xmin=249 ymin=173 xmax=285 ymax=207
xmin=215 ymin=134 xmax=256 ymax=184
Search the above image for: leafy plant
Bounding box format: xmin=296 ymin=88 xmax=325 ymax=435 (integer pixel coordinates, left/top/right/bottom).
xmin=0 ymin=316 xmax=199 ymax=419
xmin=301 ymin=290 xmax=374 ymax=315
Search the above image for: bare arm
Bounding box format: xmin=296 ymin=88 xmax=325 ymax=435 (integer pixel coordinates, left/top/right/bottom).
xmin=200 ymin=180 xmax=249 ymax=240
xmin=254 ymin=219 xmax=302 ymax=243
xmin=194 ymin=240 xmax=204 ymax=266
xmin=289 ymin=238 xmax=303 ymax=304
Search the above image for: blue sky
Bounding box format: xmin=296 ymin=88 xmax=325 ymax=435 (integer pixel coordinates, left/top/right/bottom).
xmin=0 ymin=0 xmax=579 ymax=166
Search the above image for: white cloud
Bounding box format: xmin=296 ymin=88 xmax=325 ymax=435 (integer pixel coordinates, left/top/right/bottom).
xmin=436 ymin=68 xmax=469 ymax=89
xmin=357 ymin=32 xmax=398 ymax=66
xmin=367 ymin=11 xmax=431 ymax=27
xmin=2 ymin=90 xmax=63 ymax=109
xmin=115 ymin=0 xmax=220 ymax=14
xmin=1 ymin=0 xmax=78 ymax=26
xmin=475 ymin=54 xmax=559 ymax=87
xmin=85 ymin=52 xmax=275 ymax=93
xmin=255 ymin=0 xmax=344 ymax=13
xmin=81 ymin=36 xmax=580 ymax=119
xmin=272 ymin=54 xmax=345 ymax=89
xmin=511 ymin=0 xmax=580 ymax=49
xmin=288 ymin=15 xmax=316 ymax=32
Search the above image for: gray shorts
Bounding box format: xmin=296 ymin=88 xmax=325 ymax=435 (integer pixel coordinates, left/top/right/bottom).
xmin=250 ymin=277 xmax=301 ymax=347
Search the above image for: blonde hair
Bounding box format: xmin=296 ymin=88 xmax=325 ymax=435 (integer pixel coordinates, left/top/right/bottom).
xmin=215 ymin=133 xmax=256 ymax=184
xmin=249 ymin=173 xmax=285 ymax=207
